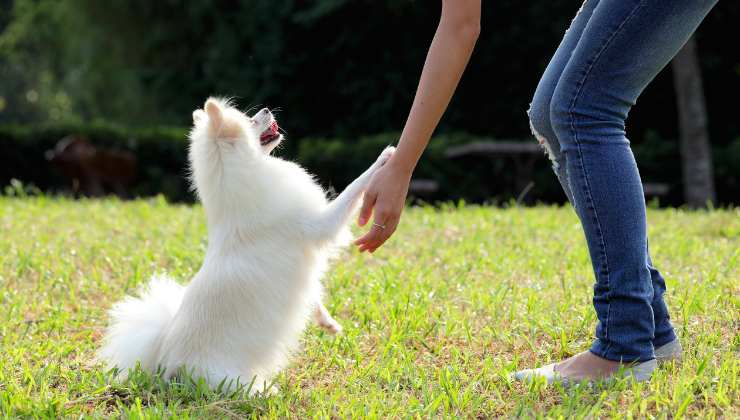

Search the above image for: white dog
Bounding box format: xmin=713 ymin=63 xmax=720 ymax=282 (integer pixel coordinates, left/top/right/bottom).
xmin=97 ymin=98 xmax=394 ymax=393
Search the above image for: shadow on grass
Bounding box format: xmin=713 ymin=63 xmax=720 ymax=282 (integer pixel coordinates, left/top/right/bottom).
xmin=89 ymin=365 xmax=278 ymax=417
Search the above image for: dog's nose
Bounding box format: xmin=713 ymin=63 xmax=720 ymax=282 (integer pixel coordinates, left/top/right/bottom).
xmin=257 ymin=108 xmax=272 ymax=119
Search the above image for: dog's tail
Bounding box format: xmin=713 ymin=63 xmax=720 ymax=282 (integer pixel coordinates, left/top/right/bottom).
xmin=96 ymin=275 xmax=185 ymax=378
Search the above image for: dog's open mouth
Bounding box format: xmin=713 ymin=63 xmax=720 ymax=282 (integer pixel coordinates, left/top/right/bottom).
xmin=260 ymin=121 xmax=281 ymax=145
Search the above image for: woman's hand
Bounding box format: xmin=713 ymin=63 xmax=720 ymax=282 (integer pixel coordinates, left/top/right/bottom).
xmin=354 ymin=0 xmax=479 ymax=253
xmin=354 ymin=158 xmax=412 ymax=253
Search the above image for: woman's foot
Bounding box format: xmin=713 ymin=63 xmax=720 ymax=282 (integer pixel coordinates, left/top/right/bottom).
xmin=513 ymin=351 xmax=656 ymax=385
xmin=555 ymin=351 xmax=623 ymax=380
xmin=514 ymin=338 xmax=682 ymax=385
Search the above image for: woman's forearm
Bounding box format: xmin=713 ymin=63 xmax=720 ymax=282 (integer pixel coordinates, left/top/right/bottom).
xmin=354 ymin=0 xmax=480 ymax=253
xmin=390 ymin=0 xmax=481 ymax=174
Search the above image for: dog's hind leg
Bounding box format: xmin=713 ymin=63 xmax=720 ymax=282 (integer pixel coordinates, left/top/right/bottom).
xmin=306 ymin=147 xmax=395 ymax=243
xmin=313 ymin=302 xmax=342 ymax=335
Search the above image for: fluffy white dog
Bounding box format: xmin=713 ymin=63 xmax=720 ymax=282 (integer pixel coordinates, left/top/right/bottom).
xmin=97 ymin=98 xmax=394 ymax=393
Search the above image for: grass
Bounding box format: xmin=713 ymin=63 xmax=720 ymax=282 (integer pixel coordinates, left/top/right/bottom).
xmin=0 ymin=195 xmax=737 ymax=418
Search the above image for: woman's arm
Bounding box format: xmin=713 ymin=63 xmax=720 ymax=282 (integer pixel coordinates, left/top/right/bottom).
xmin=355 ymin=0 xmax=481 ymax=253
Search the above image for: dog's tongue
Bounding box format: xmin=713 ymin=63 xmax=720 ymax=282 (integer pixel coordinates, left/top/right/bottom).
xmin=260 ymin=120 xmax=279 ymax=141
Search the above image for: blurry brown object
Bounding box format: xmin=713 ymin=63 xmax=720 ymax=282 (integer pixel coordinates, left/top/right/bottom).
xmin=45 ymin=135 xmax=137 ymax=197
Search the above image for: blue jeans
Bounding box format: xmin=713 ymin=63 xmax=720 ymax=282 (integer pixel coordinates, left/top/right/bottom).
xmin=528 ymin=0 xmax=717 ymax=362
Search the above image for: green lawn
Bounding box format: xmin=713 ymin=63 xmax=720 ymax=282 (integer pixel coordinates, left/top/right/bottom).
xmin=1 ymin=196 xmax=737 ymax=418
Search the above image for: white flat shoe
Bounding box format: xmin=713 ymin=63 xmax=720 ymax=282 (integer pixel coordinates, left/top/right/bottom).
xmin=513 ymin=358 xmax=657 ymax=385
xmin=512 ymin=362 xmax=560 ymax=384
xmin=513 ymin=338 xmax=681 ymax=386
xmin=654 ymin=338 xmax=682 ymax=364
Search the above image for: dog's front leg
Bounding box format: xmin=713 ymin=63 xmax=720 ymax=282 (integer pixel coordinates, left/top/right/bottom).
xmin=306 ymin=147 xmax=394 ymax=243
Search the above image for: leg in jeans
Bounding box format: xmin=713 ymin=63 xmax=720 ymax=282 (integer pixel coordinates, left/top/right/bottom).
xmin=527 ymin=0 xmax=715 ymax=369
xmin=528 ymin=0 xmax=681 ymax=361
xmin=549 ymin=0 xmax=716 ymax=362
xmin=648 ymin=243 xmax=675 ymax=348
xmin=528 ymin=0 xmax=598 ymax=205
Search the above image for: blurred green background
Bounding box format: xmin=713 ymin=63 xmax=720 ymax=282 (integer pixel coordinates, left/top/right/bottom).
xmin=1 ymin=0 xmax=738 ymax=205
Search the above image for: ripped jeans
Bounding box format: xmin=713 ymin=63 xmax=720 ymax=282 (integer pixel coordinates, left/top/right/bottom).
xmin=528 ymin=0 xmax=717 ymax=362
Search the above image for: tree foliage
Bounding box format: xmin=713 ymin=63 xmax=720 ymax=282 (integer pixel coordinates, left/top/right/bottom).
xmin=1 ymin=0 xmax=738 ymax=146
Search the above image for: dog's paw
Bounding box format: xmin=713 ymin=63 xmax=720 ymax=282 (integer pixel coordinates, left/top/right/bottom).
xmin=376 ymin=146 xmax=396 ymax=166
xmin=318 ymin=318 xmax=343 ymax=335
xmin=245 ymin=380 xmax=279 ymax=396
xmin=257 ymin=383 xmax=279 ymax=397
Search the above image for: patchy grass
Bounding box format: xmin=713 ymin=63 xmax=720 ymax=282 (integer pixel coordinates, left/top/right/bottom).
xmin=0 ymin=196 xmax=737 ymax=418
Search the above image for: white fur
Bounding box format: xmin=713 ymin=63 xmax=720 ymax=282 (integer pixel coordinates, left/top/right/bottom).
xmin=97 ymin=98 xmax=394 ymax=393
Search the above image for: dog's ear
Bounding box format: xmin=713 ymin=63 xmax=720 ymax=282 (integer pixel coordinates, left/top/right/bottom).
xmin=204 ymin=98 xmax=243 ymax=140
xmin=192 ymin=109 xmax=206 ymax=123
xmin=205 ymin=99 xmax=223 ymax=129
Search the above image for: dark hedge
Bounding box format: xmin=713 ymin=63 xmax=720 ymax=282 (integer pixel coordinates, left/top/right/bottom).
xmin=1 ymin=124 xmax=737 ymax=205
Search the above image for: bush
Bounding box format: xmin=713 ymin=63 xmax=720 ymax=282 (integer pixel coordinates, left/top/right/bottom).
xmin=713 ymin=137 xmax=740 ymax=203
xmin=297 ymin=132 xmax=563 ymax=204
xmin=1 ymin=124 xmax=738 ymax=205
xmin=0 ymin=123 xmax=192 ymax=201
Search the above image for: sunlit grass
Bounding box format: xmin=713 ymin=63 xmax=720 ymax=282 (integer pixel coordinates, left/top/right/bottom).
xmin=1 ymin=196 xmax=737 ymax=418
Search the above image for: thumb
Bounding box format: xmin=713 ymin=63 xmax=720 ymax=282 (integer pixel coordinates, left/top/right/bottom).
xmin=358 ymin=191 xmax=377 ymax=226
